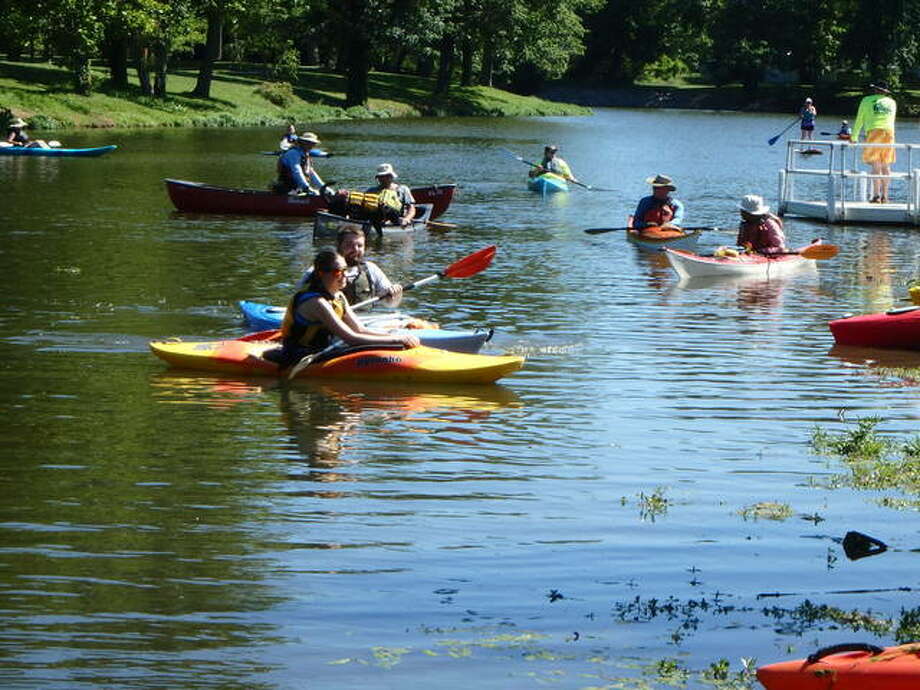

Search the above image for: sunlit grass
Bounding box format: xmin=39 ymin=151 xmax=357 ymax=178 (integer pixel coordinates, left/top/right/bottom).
xmin=0 ymin=59 xmax=589 ymax=130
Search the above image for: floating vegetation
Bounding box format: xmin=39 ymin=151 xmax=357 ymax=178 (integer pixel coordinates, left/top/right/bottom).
xmin=811 ymin=415 xmax=892 ymax=460
xmin=737 ymin=501 xmax=793 ymax=521
xmin=611 ymin=595 xmax=920 ymax=646
xmin=630 ymin=486 xmax=671 ymax=522
xmin=810 ymin=416 xmax=920 ymax=500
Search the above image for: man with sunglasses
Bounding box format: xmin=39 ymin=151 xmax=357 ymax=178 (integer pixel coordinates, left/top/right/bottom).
xmin=298 ymin=227 xmax=403 ymax=304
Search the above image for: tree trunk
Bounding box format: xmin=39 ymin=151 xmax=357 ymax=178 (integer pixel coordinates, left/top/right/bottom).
xmin=342 ymin=0 xmax=370 ymax=107
xmin=153 ymin=41 xmax=168 ymax=98
xmin=434 ymin=35 xmax=454 ymax=95
xmin=193 ymin=8 xmax=222 ymax=97
xmin=480 ymin=39 xmax=494 ymax=87
xmin=136 ymin=44 xmax=153 ymax=96
xmin=460 ymin=38 xmax=473 ymax=86
xmin=107 ymin=36 xmax=129 ymax=89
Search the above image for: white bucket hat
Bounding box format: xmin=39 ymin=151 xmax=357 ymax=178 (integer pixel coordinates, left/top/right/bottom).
xmin=739 ymin=194 xmax=770 ymax=215
xmin=375 ymin=163 xmax=397 ymax=179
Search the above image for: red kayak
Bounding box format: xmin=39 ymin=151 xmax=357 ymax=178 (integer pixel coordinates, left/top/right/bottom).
xmin=757 ymin=642 xmax=920 ymax=689
xmin=164 ymin=178 xmax=456 ymax=219
xmin=828 ymin=306 xmax=920 ymax=350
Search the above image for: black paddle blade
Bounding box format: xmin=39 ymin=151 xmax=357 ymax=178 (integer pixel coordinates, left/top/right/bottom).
xmin=842 ymin=530 xmax=888 ymax=561
xmin=584 ymin=227 xmax=628 ymax=234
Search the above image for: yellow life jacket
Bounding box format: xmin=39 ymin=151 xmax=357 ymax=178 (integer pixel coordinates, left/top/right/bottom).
xmin=377 ymin=187 xmax=402 ymax=213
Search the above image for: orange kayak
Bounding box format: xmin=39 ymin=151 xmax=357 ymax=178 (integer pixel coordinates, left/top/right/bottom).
xmin=757 ymin=642 xmax=920 ymax=689
xmin=149 ymin=335 xmax=524 ymax=384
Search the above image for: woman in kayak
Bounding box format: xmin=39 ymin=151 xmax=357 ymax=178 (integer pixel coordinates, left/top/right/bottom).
xmin=737 ymin=195 xmax=787 ymax=256
xmin=276 ymin=249 xmax=419 ymax=368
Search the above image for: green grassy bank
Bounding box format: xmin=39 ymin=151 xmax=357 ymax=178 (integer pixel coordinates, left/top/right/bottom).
xmin=0 ymin=60 xmax=591 ymax=130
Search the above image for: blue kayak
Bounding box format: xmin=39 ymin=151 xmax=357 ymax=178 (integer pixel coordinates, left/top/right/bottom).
xmin=527 ymin=172 xmax=568 ymax=195
xmin=238 ymin=300 xmax=492 ymax=354
xmin=0 ymin=144 xmax=117 ymax=157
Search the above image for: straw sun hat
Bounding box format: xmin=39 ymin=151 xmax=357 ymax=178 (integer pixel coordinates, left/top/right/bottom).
xmin=8 ymin=117 xmax=27 ymax=128
xmin=645 ymin=174 xmax=675 ymax=191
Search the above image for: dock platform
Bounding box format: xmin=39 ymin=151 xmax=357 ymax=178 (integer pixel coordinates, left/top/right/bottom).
xmin=778 ymin=140 xmax=920 ymax=225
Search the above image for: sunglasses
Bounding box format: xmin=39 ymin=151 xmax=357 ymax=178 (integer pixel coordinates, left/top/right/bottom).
xmin=325 ymin=266 xmax=346 ymax=277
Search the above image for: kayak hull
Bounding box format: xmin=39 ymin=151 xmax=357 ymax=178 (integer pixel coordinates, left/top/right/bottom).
xmin=238 ymin=301 xmax=491 ymax=354
xmin=664 ymin=244 xmax=818 ymax=280
xmin=149 ymin=339 xmax=523 ymax=384
xmin=164 ymin=179 xmax=455 ymax=219
xmin=757 ymin=643 xmax=920 ymax=690
xmin=0 ymin=144 xmax=117 ymax=157
xmin=829 ymin=306 xmax=920 ymax=350
xmin=527 ymin=173 xmax=568 ymax=194
xmin=627 ymin=227 xmax=701 ymax=252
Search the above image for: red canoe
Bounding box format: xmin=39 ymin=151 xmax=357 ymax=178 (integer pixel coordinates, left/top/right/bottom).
xmin=757 ymin=642 xmax=920 ymax=689
xmin=828 ymin=306 xmax=920 ymax=350
xmin=164 ymin=178 xmax=456 ymax=219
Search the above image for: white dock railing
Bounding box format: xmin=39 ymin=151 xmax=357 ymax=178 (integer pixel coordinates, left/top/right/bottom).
xmin=777 ymin=140 xmax=920 ymax=225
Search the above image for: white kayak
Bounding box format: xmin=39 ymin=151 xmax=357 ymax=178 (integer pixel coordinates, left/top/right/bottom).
xmin=663 ymin=244 xmax=821 ymax=280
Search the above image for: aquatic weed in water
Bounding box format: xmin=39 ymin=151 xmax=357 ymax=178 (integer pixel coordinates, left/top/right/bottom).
xmin=810 ymin=416 xmax=891 ymax=459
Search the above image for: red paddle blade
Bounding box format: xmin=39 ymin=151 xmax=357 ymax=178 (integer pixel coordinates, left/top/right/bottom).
xmin=800 ymin=243 xmax=838 ymax=260
xmin=443 ymin=245 xmax=497 ymax=278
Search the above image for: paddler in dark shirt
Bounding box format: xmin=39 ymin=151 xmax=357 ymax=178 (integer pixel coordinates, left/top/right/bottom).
xmin=4 ymin=117 xmax=50 ymax=148
xmin=629 ymin=174 xmax=685 ymax=230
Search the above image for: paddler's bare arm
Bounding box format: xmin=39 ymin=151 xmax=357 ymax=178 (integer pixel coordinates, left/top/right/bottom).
xmin=300 ymin=298 xmax=419 ymax=348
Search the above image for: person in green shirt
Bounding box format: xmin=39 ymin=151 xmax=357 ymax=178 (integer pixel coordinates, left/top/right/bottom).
xmin=528 ymin=145 xmax=579 ymax=184
xmin=851 ymin=82 xmax=897 ymax=203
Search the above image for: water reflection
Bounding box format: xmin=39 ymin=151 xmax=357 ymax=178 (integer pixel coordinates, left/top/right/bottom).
xmin=280 ymin=380 xmax=523 ymax=469
xmin=827 ymin=345 xmax=920 ymax=387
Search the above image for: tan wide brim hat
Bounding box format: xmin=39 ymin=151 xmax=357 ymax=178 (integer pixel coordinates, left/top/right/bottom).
xmin=645 ymin=174 xmax=675 ymax=191
xmin=8 ymin=117 xmax=27 ymax=128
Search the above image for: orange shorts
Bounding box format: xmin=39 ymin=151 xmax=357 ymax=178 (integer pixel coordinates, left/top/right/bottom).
xmin=862 ymin=129 xmax=896 ymax=165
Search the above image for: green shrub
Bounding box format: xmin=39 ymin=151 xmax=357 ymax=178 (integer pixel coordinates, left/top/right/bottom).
xmin=254 ymin=81 xmax=295 ymax=107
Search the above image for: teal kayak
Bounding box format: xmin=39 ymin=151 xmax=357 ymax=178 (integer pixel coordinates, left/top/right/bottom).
xmin=238 ymin=300 xmax=492 ymax=354
xmin=0 ymin=144 xmax=117 ymax=157
xmin=527 ymin=172 xmax=568 ymax=195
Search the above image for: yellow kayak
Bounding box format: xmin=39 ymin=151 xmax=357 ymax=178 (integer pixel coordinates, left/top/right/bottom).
xmin=149 ymin=337 xmax=524 ymax=385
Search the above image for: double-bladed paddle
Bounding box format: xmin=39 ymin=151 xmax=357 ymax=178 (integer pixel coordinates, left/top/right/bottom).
xmin=287 ymin=246 xmax=498 ymax=379
xmin=500 ymin=147 xmax=615 ymax=192
xmin=584 ymin=225 xmax=719 ymax=235
xmin=788 ymin=243 xmax=839 ymax=260
xmin=352 ymin=245 xmax=497 ymax=310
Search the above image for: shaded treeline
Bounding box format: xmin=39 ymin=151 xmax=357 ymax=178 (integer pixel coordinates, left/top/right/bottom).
xmin=1 ymin=0 xmax=918 ymax=104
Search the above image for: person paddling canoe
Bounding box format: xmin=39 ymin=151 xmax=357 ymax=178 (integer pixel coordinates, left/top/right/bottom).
xmin=272 ymin=131 xmax=324 ymax=195
xmin=629 ymin=174 xmax=685 ymax=231
xmin=527 ymin=145 xmax=579 ymax=185
xmin=736 ymin=194 xmax=787 ymax=256
xmin=366 ymin=163 xmax=416 ymax=228
xmin=298 ymin=226 xmax=404 ymax=304
xmin=271 ymin=249 xmax=419 ymax=369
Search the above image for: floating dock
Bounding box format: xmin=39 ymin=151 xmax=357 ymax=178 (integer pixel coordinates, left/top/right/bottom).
xmin=778 ymin=140 xmax=920 ymax=225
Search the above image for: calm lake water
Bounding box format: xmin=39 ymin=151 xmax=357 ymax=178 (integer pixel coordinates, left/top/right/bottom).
xmin=2 ymin=109 xmax=919 ymax=688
